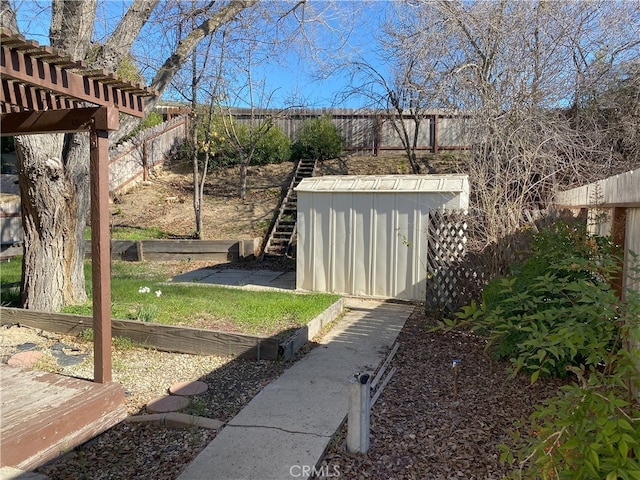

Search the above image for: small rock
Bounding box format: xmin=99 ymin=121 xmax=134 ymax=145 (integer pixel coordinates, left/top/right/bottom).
xmin=169 ymin=381 xmax=208 ymax=396
xmin=16 ymin=342 xmax=38 ymax=352
xmin=8 ymin=350 xmax=43 ymax=368
xmin=146 ymin=395 xmax=190 ymax=414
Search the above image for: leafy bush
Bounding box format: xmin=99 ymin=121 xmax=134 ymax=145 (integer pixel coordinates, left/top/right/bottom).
xmin=450 ymin=222 xmax=622 ymax=380
xmin=204 ymin=117 xmax=291 ymax=168
xmin=444 ymin=220 xmax=640 ymax=478
xmin=291 ymin=115 xmax=344 ymax=160
xmin=501 ymin=287 xmax=640 ymax=479
xmin=252 ymin=126 xmax=291 ymax=165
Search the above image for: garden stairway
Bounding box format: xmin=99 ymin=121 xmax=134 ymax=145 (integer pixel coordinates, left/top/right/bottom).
xmin=261 ymin=158 xmax=317 ymax=257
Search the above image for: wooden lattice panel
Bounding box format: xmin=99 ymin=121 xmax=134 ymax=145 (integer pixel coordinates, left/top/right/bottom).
xmin=426 ymin=211 xmax=475 ymax=313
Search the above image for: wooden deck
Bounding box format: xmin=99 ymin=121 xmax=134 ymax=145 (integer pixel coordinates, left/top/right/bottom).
xmin=0 ymin=365 xmax=127 ymax=470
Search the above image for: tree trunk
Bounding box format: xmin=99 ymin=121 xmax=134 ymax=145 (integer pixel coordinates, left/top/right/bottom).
xmin=192 ymin=116 xmax=203 ymax=238
xmin=239 ymin=158 xmax=248 ymax=200
xmin=16 ymin=134 xmax=89 ymax=310
xmin=7 ymin=0 xmax=256 ymax=311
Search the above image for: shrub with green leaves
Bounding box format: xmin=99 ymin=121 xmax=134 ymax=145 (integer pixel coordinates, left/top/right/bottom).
xmin=204 ymin=116 xmax=291 ymax=168
xmin=252 ymin=126 xmax=291 ymax=165
xmin=450 ymin=221 xmax=622 ymax=380
xmin=501 ymin=287 xmax=640 ymax=479
xmin=445 ymin=220 xmax=640 ymax=478
xmin=291 ymin=115 xmax=344 ymax=160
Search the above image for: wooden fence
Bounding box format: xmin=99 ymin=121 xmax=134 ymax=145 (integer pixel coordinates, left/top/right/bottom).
xmin=556 ymin=169 xmax=640 ymax=296
xmin=228 ymin=107 xmax=471 ymax=154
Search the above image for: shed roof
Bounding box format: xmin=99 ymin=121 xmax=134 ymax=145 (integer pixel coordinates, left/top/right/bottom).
xmin=295 ymin=174 xmax=469 ymax=193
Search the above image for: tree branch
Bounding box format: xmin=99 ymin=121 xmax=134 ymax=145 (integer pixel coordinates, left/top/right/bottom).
xmin=149 ymin=0 xmax=258 ymax=101
xmin=97 ymin=0 xmax=160 ymax=72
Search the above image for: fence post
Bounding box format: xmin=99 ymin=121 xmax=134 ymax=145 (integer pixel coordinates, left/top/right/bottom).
xmin=142 ymin=140 xmax=148 ymax=181
xmin=433 ymin=114 xmax=439 ymax=154
xmin=347 ymin=373 xmax=371 ymax=453
xmin=611 ymin=207 xmax=627 ymax=299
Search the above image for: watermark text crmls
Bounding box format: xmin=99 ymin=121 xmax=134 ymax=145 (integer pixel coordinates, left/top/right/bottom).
xmin=289 ymin=464 xmax=341 ymax=478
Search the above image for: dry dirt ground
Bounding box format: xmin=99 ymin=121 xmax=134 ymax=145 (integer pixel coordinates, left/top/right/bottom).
xmin=7 ymin=153 xmax=564 ymax=479
xmin=110 ymin=153 xmax=432 ymax=240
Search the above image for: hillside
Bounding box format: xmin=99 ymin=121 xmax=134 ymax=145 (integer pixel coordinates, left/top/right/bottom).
xmin=110 ymin=153 xmax=463 ymax=240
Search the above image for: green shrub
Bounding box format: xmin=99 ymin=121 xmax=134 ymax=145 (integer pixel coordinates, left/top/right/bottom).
xmin=291 ymin=115 xmax=344 ymax=160
xmin=251 ymin=126 xmax=291 ymax=165
xmin=501 ymin=287 xmax=640 ymax=479
xmin=444 ymin=221 xmax=640 ymax=478
xmin=450 ymin=222 xmax=622 ymax=380
xmin=204 ymin=117 xmax=291 ymax=168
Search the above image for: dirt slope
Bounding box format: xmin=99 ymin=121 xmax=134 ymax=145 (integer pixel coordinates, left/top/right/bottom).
xmin=110 ymin=153 xmax=459 ymax=240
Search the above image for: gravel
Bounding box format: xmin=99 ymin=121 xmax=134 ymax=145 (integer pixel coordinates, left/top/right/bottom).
xmin=3 ymin=305 xmax=566 ymax=480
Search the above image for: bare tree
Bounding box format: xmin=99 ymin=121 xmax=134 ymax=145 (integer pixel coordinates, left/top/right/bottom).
xmin=189 ymin=21 xmax=224 ymax=239
xmin=340 ymin=60 xmax=427 ymax=173
xmin=384 ymin=0 xmax=640 ymax=246
xmin=5 ymin=0 xmax=263 ymax=311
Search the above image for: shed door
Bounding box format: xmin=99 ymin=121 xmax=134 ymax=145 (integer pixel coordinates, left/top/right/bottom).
xmin=297 ymin=191 xmax=438 ymax=301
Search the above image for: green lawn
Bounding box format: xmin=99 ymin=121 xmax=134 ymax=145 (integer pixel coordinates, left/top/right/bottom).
xmin=1 ymin=258 xmax=340 ymax=336
xmin=85 ymin=225 xmax=168 ymax=240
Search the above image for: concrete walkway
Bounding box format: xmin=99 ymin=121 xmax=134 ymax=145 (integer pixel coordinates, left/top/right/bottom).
xmin=171 ymin=267 xmax=296 ymax=291
xmin=178 ymin=298 xmax=413 ymax=480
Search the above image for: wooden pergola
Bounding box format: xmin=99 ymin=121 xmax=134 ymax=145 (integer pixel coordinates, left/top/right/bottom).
xmin=0 ymin=27 xmax=155 ymax=383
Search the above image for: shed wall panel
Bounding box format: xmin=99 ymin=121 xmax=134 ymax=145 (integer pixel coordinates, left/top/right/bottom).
xmin=297 ymin=175 xmax=468 ymax=301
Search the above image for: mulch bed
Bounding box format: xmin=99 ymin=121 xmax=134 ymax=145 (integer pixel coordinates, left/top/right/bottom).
xmin=314 ymin=307 xmax=566 ymax=480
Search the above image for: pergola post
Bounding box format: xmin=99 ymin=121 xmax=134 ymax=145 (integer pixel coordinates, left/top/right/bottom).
xmin=90 ymin=124 xmax=112 ymax=384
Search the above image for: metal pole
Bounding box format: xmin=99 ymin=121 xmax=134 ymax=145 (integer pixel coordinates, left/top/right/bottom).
xmin=347 ymin=373 xmax=371 ymax=453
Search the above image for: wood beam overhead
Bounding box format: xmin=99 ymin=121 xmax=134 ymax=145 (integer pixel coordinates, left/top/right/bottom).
xmin=0 ymin=107 xmax=119 ymax=135
xmin=0 ymin=29 xmax=155 ymax=119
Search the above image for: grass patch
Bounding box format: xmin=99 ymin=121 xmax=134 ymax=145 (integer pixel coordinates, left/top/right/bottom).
xmin=85 ymin=225 xmax=168 ymax=240
xmin=67 ymin=279 xmax=338 ymax=336
xmin=1 ymin=257 xmax=21 ymax=306
xmin=2 ymin=258 xmax=340 ymax=336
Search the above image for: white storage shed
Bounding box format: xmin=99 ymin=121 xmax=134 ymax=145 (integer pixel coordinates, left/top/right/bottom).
xmin=295 ymin=174 xmax=470 ymax=301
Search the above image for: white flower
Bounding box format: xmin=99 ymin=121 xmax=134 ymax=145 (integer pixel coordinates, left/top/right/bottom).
xmin=155 ymin=290 xmax=162 ymax=297
xmin=138 ymin=286 xmax=150 ymax=294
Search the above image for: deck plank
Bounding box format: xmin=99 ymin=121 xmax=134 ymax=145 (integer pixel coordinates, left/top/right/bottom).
xmin=0 ymin=365 xmax=127 ymax=470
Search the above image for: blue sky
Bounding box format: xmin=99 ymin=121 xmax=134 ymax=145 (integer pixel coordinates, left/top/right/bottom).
xmin=13 ymin=1 xmax=391 ymax=109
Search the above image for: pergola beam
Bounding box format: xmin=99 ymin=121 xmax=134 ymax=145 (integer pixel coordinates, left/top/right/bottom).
xmin=0 ymin=107 xmax=119 ymax=136
xmin=0 ymin=43 xmax=149 ymax=118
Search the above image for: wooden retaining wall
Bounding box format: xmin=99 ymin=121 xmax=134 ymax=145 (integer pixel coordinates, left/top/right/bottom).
xmin=84 ymin=238 xmax=260 ymax=262
xmin=0 ymin=298 xmax=344 ymax=361
xmin=1 ymin=307 xmax=279 ymax=360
